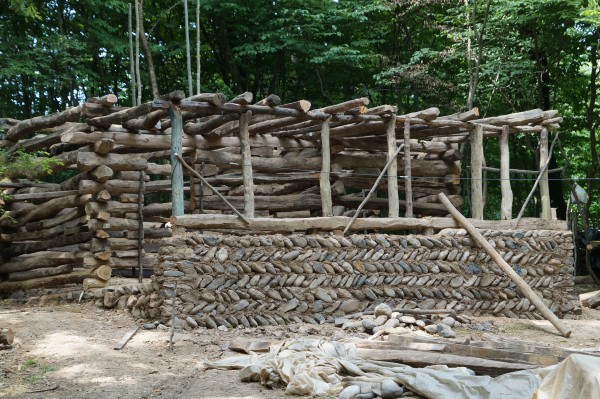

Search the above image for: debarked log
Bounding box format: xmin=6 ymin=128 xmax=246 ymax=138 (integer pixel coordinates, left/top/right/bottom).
xmin=0 ymin=269 xmax=91 ymax=294
xmin=171 ymin=214 xmax=433 ymax=232
xmin=0 ymin=194 xmax=92 ymax=227
xmin=7 ymin=264 xmax=74 ymax=281
xmin=5 ymin=105 xmax=83 ymax=142
xmin=76 ymin=152 xmax=148 ymax=172
xmin=195 ymin=150 xmax=458 ymax=177
xmin=0 ymin=251 xmax=87 ymax=274
xmin=171 ymin=214 xmax=567 ymax=232
xmin=63 ymin=130 xmax=317 ymax=151
xmin=0 ymin=328 xmax=14 ymax=345
xmin=1 ymin=233 xmax=92 ymax=258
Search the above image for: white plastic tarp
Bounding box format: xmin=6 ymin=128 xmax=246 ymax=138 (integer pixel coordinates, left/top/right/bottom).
xmin=205 ymin=339 xmax=600 ymax=399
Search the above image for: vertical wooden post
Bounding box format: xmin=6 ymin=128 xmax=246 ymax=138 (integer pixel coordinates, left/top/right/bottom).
xmin=470 ymin=124 xmax=484 ymax=219
xmin=199 ymin=162 xmax=205 ymax=214
xmin=387 ymin=114 xmax=399 ymax=218
xmin=539 ymin=127 xmax=551 ymax=220
xmin=239 ymin=111 xmax=254 ymax=218
xmin=403 ymin=118 xmax=413 ymax=218
xmin=319 ymin=118 xmax=333 ymax=216
xmin=128 ymin=3 xmax=136 ymax=106
xmin=137 ymin=171 xmax=145 ymax=283
xmin=500 ymin=125 xmax=513 ymax=220
xmin=169 ymin=105 xmax=184 ymax=216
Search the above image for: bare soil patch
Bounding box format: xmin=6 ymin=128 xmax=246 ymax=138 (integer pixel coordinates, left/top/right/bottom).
xmin=1 ymin=296 xmax=599 ymax=398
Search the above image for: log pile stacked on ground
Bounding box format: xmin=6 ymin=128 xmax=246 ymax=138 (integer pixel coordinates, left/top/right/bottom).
xmin=0 ymin=186 xmax=93 ymax=292
xmin=0 ymin=92 xmax=564 ymax=292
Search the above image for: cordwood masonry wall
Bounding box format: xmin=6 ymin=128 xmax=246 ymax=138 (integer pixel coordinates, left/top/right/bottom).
xmin=138 ymin=229 xmax=577 ymax=329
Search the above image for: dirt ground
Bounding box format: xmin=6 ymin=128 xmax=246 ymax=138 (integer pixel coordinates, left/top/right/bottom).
xmin=1 ymin=287 xmax=600 ymax=399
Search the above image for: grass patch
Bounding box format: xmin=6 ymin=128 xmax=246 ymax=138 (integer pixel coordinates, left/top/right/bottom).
xmin=20 ymin=358 xmax=58 ymax=383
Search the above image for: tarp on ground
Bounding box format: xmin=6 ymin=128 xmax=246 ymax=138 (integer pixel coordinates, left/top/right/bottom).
xmin=206 ymin=338 xmax=600 ymax=399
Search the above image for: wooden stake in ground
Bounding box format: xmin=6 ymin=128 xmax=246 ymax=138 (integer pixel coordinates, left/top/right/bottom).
xmin=438 ymin=192 xmax=572 ymax=338
xmin=169 ymin=282 xmax=177 ymax=351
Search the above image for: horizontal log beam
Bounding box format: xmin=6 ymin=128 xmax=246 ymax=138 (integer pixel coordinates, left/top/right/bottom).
xmin=482 ymin=166 xmax=563 ymax=175
xmin=0 ymin=269 xmax=90 ymax=294
xmin=62 ymin=130 xmax=317 ymax=150
xmin=0 ymin=194 xmax=92 ymax=227
xmin=76 ymin=152 xmax=148 ymax=172
xmin=172 ymin=214 xmax=568 ymax=232
xmin=1 ymin=232 xmax=92 ymax=258
xmin=5 ymin=190 xmax=80 ymax=202
xmin=195 ymin=150 xmax=458 ymax=177
xmin=172 ymin=214 xmax=432 ymax=232
xmin=0 ymin=251 xmax=87 ymax=274
xmin=5 ymin=105 xmax=83 ymax=142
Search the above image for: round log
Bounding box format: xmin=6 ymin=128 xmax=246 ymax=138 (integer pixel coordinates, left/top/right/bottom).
xmin=0 ymin=328 xmax=14 ymax=345
xmin=92 ymin=265 xmax=112 ymax=282
xmin=83 ymin=277 xmax=108 ymax=290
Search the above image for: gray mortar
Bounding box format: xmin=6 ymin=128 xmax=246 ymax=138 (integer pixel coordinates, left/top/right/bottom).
xmin=119 ymin=229 xmax=577 ymax=330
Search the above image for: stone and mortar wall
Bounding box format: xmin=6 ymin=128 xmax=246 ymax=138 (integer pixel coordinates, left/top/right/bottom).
xmin=141 ymin=229 xmax=576 ymax=329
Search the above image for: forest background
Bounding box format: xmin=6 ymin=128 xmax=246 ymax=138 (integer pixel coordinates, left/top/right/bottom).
xmin=1 ymin=0 xmax=599 ymax=226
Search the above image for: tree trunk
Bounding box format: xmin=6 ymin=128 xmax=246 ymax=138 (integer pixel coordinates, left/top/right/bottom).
xmin=138 ymin=0 xmax=159 ymax=98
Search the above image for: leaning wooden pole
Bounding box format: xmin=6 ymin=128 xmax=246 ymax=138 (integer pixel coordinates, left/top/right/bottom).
xmin=343 ymin=144 xmax=404 ymax=235
xmin=239 ymin=111 xmax=254 ymax=218
xmin=499 ymin=125 xmax=513 ymax=220
xmin=175 ymin=154 xmax=249 ymax=224
xmin=320 ymin=117 xmax=333 ymax=217
xmin=169 ymin=104 xmax=184 ymax=216
xmin=438 ymin=192 xmax=572 ymax=338
xmin=470 ymin=124 xmax=484 ymax=219
xmin=514 ymin=132 xmax=560 ymax=228
xmin=403 ymin=117 xmax=413 ymax=218
xmin=387 ymin=114 xmax=399 ymax=218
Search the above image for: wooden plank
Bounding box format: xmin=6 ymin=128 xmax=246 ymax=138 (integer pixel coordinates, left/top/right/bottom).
xmin=387 ymin=114 xmax=399 ymax=217
xmin=113 ymin=326 xmax=140 ymax=350
xmin=354 ymin=340 xmax=449 ymax=353
xmin=500 ymin=125 xmax=513 ymax=220
xmin=320 ymin=118 xmax=333 ymax=216
xmin=170 ymin=105 xmax=184 ymax=216
xmin=386 ymin=335 xmax=559 ymax=367
xmin=470 ymin=124 xmax=484 ymax=219
xmin=228 ymin=339 xmax=274 ymax=354
xmin=239 ymin=111 xmax=254 ymax=218
xmin=355 ymin=348 xmax=537 ymax=376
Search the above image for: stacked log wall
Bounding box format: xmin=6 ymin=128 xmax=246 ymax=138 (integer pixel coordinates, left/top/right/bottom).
xmin=128 ymin=230 xmax=577 ymax=329
xmin=0 ymin=94 xmax=565 ymax=293
xmin=0 ymin=190 xmax=93 ymax=293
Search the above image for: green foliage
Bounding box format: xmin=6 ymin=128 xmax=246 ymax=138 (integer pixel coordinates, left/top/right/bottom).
xmin=0 ymin=149 xmax=63 ymax=180
xmin=20 ymin=357 xmax=58 ymax=383
xmin=0 ymin=0 xmax=598 ymax=222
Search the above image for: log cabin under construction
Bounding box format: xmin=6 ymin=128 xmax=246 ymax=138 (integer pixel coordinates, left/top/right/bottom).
xmin=0 ymin=91 xmax=574 ymax=334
